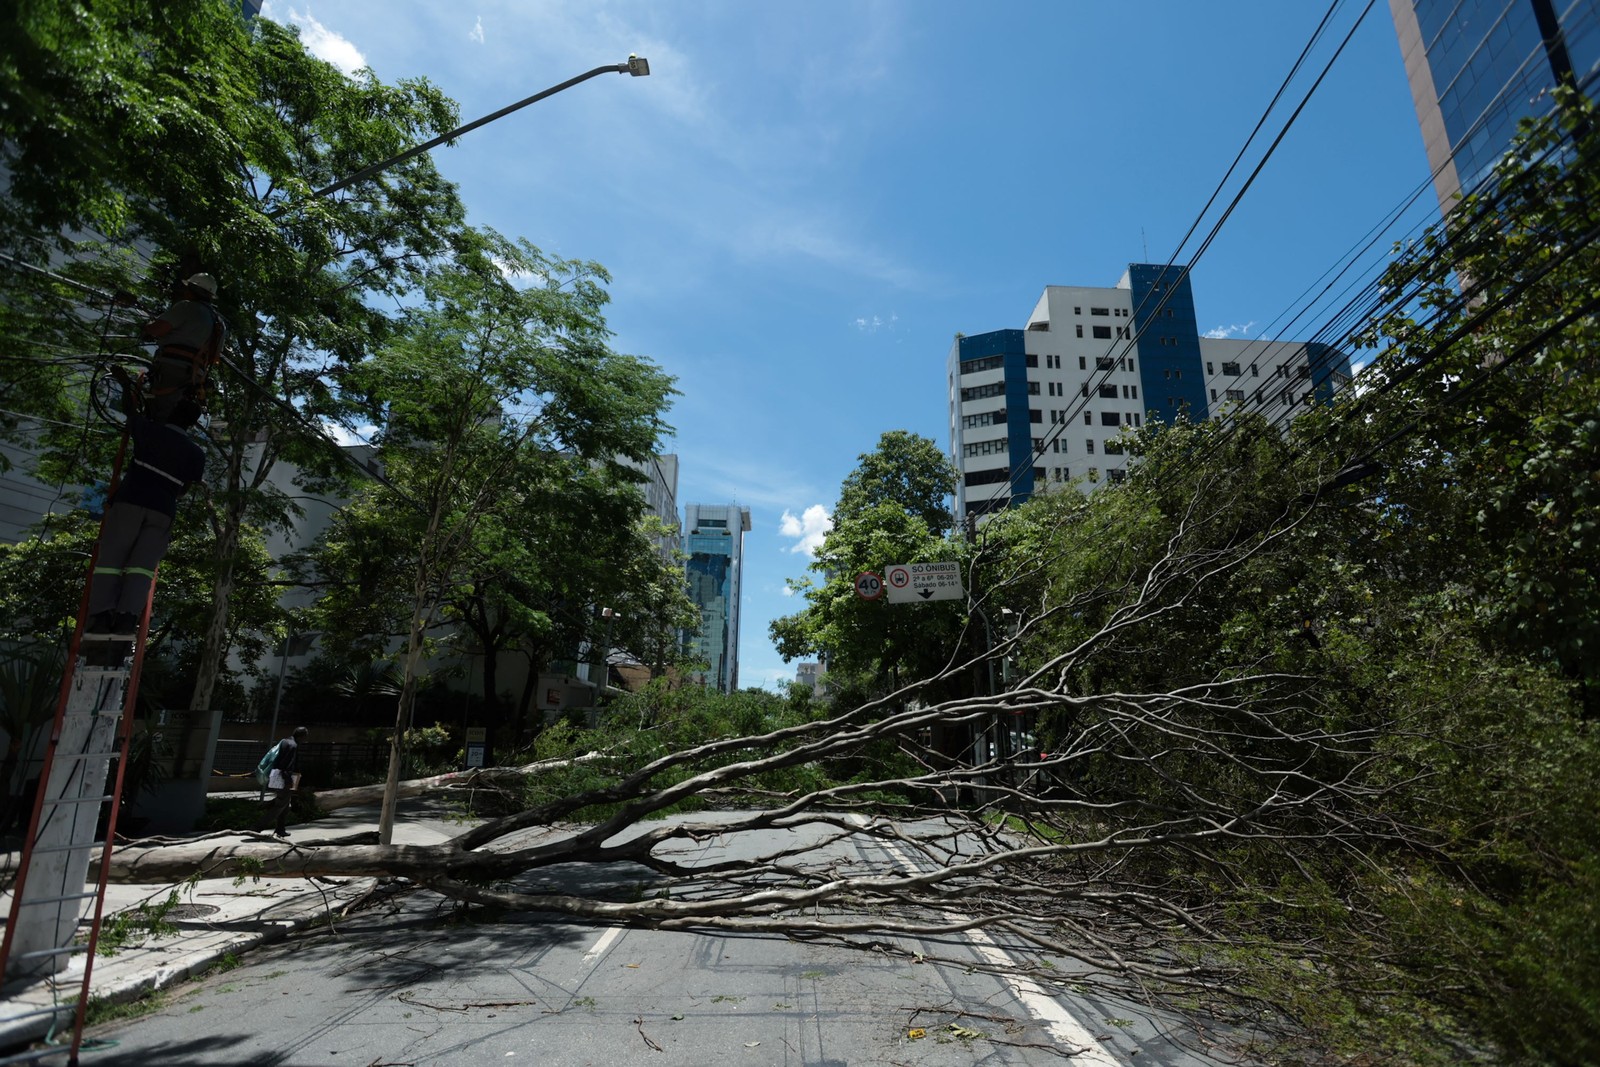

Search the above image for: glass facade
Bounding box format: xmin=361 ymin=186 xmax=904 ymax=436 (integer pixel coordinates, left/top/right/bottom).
xmin=1401 ymin=0 xmax=1600 ymax=204
xmin=683 ymin=505 xmax=750 ymax=693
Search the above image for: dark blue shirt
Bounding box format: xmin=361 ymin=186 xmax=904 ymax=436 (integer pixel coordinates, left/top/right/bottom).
xmin=112 ymin=414 xmax=205 ymax=518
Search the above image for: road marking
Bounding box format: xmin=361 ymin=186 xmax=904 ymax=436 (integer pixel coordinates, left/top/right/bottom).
xmin=581 ymin=925 xmax=624 ymax=965
xmin=849 ymin=816 xmax=1123 ymax=1066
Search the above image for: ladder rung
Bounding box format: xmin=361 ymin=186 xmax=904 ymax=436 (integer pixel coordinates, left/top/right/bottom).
xmin=34 ymin=793 xmax=116 ymax=807
xmin=12 ymin=887 xmax=100 ymax=905
xmin=28 ymin=839 xmax=113 ymax=858
xmin=10 ymin=943 xmax=89 ymax=962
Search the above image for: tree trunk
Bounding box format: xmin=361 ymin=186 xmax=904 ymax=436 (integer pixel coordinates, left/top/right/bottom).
xmin=377 ymin=588 xmax=431 ymax=844
xmin=312 ymin=751 xmax=601 ymax=812
xmin=188 ymin=499 xmax=242 ymax=712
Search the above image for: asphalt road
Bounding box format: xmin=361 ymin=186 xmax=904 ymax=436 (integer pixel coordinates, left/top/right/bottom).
xmin=86 ymin=815 xmax=1257 ymax=1066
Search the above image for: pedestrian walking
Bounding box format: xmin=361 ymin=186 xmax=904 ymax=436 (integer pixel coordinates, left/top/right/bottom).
xmin=141 ymin=272 xmax=226 ymax=423
xmin=85 ymin=367 xmax=206 ymax=635
xmin=257 ymin=726 xmax=309 ymax=839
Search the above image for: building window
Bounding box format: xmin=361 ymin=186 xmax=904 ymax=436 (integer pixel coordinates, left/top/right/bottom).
xmin=1025 ymin=354 xmax=1038 ymax=367
xmin=1222 ymin=361 xmax=1241 ymax=376
xmin=1122 ymin=384 xmax=1129 ymax=398
xmin=1027 ymin=382 xmax=1040 ymax=394
xmin=1083 ymin=412 xmax=1091 ymax=425
xmin=1250 ymin=363 xmax=1259 ymax=377
xmin=963 ymin=438 xmax=1009 ymax=458
xmin=1134 ymin=413 xmax=1141 ymax=426
xmin=1078 ymin=356 xmax=1087 ymax=370
xmin=1206 ymin=362 xmax=1214 ymax=375
xmin=965 ymin=467 xmax=1010 ymax=487
xmin=1226 ymin=388 xmax=1245 ymax=401
xmin=1028 ymin=321 xmax=1049 ymax=332
xmin=1074 ymin=306 xmax=1081 ymax=315
xmin=1108 ymin=468 xmax=1126 ymax=484
xmin=1104 ymin=438 xmax=1124 ymax=455
xmin=1079 ymin=384 xmax=1088 ymax=398
xmin=960 ymin=355 xmax=1005 ymax=375
xmin=1164 ymin=369 xmax=1171 ymax=380
xmin=1129 ymin=359 xmax=1135 ymax=372
xmin=1092 ymin=325 xmax=1112 ymax=339
xmin=1033 ymin=438 xmax=1044 ymax=452
xmin=1087 ymin=467 xmax=1099 ymax=483
xmin=1029 ymin=408 xmax=1042 ymax=423
xmin=1096 ymin=356 xmax=1115 ymax=370
xmin=1100 ymin=411 xmax=1119 ymax=426
xmin=1131 ymin=385 xmax=1138 ymax=399
xmin=962 ymin=410 xmax=1005 ymax=429
xmin=1098 ymin=383 xmax=1118 ymax=398
xmin=1075 ymin=324 xmax=1083 ymax=338
xmin=1091 ymin=306 xmax=1110 ymax=316
xmin=960 ymin=382 xmax=1006 ymax=402
xmin=1211 ymin=388 xmax=1218 ymax=401
xmin=1086 ymin=438 xmax=1095 ymax=454
xmin=1174 ymin=369 xmax=1181 ymax=379
xmin=1116 ymin=326 xmax=1128 ymax=339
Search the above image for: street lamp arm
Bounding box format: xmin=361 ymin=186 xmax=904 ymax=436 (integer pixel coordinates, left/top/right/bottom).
xmin=290 ymin=58 xmax=650 ymax=208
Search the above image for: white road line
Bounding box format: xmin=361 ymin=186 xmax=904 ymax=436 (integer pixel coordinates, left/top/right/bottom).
xmin=580 ymin=925 xmax=624 ymax=965
xmin=850 ymin=817 xmax=1123 ymax=1066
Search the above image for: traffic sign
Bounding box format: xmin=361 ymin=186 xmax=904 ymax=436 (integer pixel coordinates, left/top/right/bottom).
xmin=854 ymin=571 xmax=884 ymax=600
xmin=883 ymin=562 xmax=964 ymax=603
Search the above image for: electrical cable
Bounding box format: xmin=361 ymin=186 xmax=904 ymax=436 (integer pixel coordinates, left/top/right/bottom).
xmin=973 ymin=0 xmax=1378 ymax=510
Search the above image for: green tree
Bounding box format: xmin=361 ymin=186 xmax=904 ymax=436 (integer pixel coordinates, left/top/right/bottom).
xmin=771 ymin=431 xmax=970 ymax=705
xmin=303 ymin=232 xmax=675 ymax=840
xmin=1 ymin=1 xmax=471 ymax=719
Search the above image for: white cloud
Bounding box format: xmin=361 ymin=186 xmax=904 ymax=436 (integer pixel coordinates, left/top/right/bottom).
xmin=779 ymin=504 xmax=831 ymax=557
xmin=262 ymin=5 xmax=367 ymax=75
xmin=1204 ymin=320 xmax=1257 ymax=339
xmin=853 ymin=312 xmax=899 ymax=333
xmin=469 ymin=15 xmax=485 ymax=45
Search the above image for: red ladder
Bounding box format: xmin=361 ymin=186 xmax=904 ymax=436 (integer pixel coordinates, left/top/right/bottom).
xmin=1 ymin=432 xmax=155 ymax=1065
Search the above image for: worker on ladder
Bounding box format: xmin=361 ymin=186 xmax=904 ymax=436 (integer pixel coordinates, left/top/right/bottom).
xmin=140 ymin=272 xmax=226 ymax=423
xmin=86 ymin=367 xmax=206 ymax=635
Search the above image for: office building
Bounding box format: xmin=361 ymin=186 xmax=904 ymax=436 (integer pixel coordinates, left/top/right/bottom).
xmin=683 ymin=503 xmax=751 ymax=693
xmin=947 ymin=264 xmax=1350 ymax=522
xmin=1391 ymin=0 xmax=1600 ymax=211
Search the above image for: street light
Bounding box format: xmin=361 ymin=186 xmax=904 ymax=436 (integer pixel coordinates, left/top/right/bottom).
xmin=287 ymin=56 xmax=651 ymax=207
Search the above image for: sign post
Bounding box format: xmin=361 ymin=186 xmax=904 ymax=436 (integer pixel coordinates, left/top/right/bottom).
xmin=883 ymin=562 xmax=964 ymax=603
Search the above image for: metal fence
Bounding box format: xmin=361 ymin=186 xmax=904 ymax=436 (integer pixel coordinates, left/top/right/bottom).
xmin=212 ymin=739 xmax=388 ymax=788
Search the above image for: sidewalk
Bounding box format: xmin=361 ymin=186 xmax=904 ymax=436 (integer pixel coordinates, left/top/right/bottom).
xmin=0 ymin=798 xmax=459 ymax=1054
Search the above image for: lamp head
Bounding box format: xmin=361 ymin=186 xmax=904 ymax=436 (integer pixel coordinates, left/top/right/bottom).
xmin=626 ymin=54 xmax=650 ymax=77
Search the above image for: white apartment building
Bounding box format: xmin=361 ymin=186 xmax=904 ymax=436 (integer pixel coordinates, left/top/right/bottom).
xmin=947 ymin=263 xmax=1352 ymax=521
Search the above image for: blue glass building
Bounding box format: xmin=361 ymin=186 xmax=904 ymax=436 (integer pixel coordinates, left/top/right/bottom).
xmin=683 ymin=504 xmax=751 ymax=693
xmin=1393 ymin=0 xmax=1600 ymax=211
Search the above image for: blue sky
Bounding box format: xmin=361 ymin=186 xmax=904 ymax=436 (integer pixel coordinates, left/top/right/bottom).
xmin=261 ymin=1 xmax=1436 ymax=691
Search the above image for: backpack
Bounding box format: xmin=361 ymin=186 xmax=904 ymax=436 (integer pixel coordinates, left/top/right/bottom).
xmin=254 ymin=741 xmax=281 ymax=787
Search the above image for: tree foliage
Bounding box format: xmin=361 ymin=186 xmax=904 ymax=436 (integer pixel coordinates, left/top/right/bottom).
xmin=771 ymin=431 xmax=971 ymax=703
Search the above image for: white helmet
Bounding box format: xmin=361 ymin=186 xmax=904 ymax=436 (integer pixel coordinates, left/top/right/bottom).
xmin=184 ymin=273 xmax=218 ymax=299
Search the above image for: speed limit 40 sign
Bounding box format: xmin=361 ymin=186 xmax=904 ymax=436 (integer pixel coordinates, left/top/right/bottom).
xmin=854 ymin=571 xmax=884 ymax=600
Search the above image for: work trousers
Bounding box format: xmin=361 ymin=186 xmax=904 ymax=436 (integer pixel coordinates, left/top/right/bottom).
xmin=88 ymin=502 xmax=172 ymax=616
